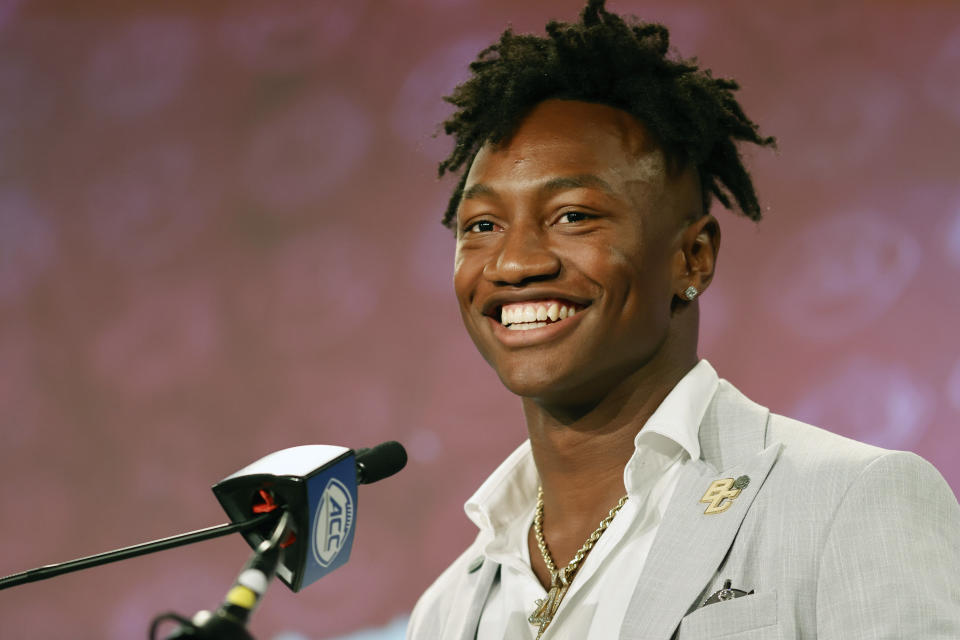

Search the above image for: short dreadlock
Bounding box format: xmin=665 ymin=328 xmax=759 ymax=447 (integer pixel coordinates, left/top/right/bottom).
xmin=438 ymin=0 xmax=775 ymax=229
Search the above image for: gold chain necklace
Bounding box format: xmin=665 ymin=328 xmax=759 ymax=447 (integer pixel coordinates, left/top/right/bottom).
xmin=528 ymin=486 xmax=629 ymax=639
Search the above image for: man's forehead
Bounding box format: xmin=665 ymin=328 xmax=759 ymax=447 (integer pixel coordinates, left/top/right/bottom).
xmin=467 ymin=100 xmax=665 ymax=173
xmin=506 ymin=99 xmax=660 ymax=152
xmin=463 ymin=142 xmax=667 ymax=203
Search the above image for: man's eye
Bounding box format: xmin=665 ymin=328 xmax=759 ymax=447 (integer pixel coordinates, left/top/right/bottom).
xmin=465 ymin=220 xmax=497 ymax=233
xmin=558 ymin=211 xmax=591 ymax=223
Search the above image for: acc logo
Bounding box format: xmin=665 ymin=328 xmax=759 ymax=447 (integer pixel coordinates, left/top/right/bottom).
xmin=312 ymin=477 xmax=355 ymax=567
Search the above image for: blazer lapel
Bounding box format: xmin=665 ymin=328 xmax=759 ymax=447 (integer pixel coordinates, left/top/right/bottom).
xmin=619 ymin=381 xmax=782 ymax=640
xmin=443 ymin=557 xmax=500 ymax=640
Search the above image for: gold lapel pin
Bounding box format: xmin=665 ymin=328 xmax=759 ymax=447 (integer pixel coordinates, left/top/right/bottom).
xmin=700 ymin=475 xmax=749 ymax=514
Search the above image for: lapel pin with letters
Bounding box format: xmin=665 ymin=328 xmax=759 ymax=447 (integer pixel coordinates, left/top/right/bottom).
xmin=700 ymin=475 xmax=750 ymax=514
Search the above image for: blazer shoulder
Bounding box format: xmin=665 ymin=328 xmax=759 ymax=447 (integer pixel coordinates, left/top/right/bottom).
xmin=711 ymin=378 xmax=949 ymax=499
xmin=762 ymin=410 xmax=958 ymax=517
xmin=814 ymin=447 xmax=960 ymax=635
xmin=710 ymin=379 xmax=889 ymax=476
xmin=768 ymin=412 xmax=888 ymax=466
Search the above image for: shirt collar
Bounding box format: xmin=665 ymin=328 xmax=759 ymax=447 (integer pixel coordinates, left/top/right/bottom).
xmin=622 ymin=359 xmax=718 ymax=495
xmin=464 ymin=439 xmax=538 ymax=536
xmin=464 ymin=359 xmax=720 ymax=536
xmin=634 ymin=359 xmax=718 ymax=463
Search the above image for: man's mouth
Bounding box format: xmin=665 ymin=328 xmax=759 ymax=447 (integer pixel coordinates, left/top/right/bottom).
xmin=498 ymin=299 xmax=586 ymax=331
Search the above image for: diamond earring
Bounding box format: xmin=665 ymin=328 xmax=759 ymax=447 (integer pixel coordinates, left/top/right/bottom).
xmin=683 ymin=286 xmax=698 ymax=300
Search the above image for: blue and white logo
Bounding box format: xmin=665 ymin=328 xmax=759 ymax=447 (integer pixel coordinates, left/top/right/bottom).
xmin=312 ymin=477 xmax=355 ymax=567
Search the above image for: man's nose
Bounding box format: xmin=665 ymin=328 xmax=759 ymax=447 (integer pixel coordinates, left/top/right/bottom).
xmin=483 ymin=226 xmax=560 ymax=285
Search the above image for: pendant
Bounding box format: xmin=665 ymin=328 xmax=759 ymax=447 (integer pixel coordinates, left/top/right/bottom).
xmin=528 ymin=572 xmax=569 ymax=638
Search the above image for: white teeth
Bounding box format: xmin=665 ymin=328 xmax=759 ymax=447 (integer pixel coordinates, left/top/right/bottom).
xmin=507 ymin=321 xmax=548 ymax=331
xmin=499 ymin=301 xmax=582 ymax=328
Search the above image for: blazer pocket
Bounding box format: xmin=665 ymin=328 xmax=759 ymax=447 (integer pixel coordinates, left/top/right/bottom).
xmin=676 ymin=590 xmax=778 ymax=640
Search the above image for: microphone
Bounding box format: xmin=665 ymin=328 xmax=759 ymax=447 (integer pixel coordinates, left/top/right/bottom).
xmin=355 ymin=441 xmax=408 ymax=484
xmin=211 ymin=441 xmax=406 ymax=592
xmin=150 ymin=443 xmax=406 ymax=640
xmin=0 ymin=441 xmax=408 ymax=595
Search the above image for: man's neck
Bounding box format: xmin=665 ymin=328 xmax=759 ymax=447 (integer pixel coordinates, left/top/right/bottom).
xmin=522 ymin=357 xmax=696 ymax=525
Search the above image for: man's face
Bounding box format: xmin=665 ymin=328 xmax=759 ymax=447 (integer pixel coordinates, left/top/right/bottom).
xmin=453 ymin=99 xmax=702 ymax=406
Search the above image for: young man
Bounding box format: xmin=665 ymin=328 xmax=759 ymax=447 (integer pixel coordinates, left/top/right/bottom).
xmin=408 ymin=2 xmax=960 ymax=638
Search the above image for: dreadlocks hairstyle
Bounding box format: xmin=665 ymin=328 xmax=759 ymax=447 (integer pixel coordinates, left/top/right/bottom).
xmin=438 ymin=0 xmax=775 ymax=229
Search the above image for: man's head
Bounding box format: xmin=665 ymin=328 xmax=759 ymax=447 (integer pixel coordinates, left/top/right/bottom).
xmin=453 ymin=99 xmax=715 ymax=406
xmin=444 ymin=1 xmax=773 ymax=408
xmin=438 ymin=0 xmax=774 ymax=229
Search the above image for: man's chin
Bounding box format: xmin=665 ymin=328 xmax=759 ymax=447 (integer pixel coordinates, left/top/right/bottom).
xmin=494 ymin=366 xmax=587 ymax=406
xmin=496 ymin=368 xmax=560 ymax=398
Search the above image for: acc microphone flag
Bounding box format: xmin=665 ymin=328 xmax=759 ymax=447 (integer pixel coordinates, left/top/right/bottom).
xmin=212 ymin=445 xmax=359 ymax=592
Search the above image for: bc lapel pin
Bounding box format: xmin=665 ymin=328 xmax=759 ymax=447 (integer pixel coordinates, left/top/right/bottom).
xmin=700 ymin=475 xmax=750 ymax=514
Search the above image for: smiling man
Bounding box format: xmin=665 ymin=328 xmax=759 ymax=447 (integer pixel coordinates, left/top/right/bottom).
xmin=407 ymin=2 xmax=960 ymax=639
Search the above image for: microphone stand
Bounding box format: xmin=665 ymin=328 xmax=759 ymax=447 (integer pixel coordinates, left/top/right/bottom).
xmin=0 ymin=443 xmax=407 ymax=635
xmin=0 ymin=512 xmax=279 ymax=591
xmin=151 ymin=510 xmax=291 ymax=640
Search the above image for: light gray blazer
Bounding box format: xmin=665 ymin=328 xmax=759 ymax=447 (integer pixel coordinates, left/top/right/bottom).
xmin=407 ymin=380 xmax=960 ymax=639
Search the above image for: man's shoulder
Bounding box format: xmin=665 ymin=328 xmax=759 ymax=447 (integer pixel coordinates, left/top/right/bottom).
xmin=727 ymin=412 xmax=955 ymax=543
xmin=768 ymin=410 xmax=888 ymax=468
xmin=709 ymin=395 xmax=960 ymax=636
xmin=767 ymin=405 xmax=952 ymax=489
xmin=763 ymin=411 xmax=950 ymax=510
xmin=714 ymin=378 xmax=950 ymax=503
xmin=716 ymin=378 xmax=916 ymax=474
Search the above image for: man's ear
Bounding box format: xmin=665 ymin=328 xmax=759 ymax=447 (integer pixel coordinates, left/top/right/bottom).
xmin=673 ymin=214 xmax=720 ymax=300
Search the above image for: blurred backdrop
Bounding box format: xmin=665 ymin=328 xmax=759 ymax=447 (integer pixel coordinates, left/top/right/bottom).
xmin=1 ymin=0 xmax=959 ymax=637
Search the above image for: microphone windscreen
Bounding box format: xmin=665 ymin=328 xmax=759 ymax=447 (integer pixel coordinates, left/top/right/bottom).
xmin=355 ymin=441 xmax=407 ymax=484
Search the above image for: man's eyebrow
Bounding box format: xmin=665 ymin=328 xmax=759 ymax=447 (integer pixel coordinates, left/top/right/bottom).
xmin=461 ymin=174 xmax=616 ymax=201
xmin=461 ymin=183 xmax=495 ymax=200
xmin=541 ymin=174 xmax=616 ymax=195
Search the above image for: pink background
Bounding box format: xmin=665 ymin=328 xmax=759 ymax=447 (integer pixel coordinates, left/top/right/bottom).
xmin=1 ymin=1 xmax=959 ymax=638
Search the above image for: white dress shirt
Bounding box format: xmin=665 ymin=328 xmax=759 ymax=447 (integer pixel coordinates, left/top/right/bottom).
xmin=466 ymin=360 xmax=719 ymax=639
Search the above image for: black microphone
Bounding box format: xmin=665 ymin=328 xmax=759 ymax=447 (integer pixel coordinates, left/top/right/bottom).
xmin=355 ymin=440 xmax=407 ymax=484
